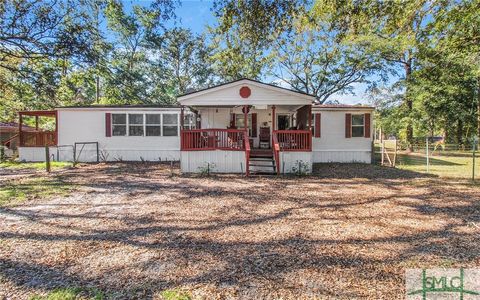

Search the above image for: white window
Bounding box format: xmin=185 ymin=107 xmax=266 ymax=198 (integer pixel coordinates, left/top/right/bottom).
xmin=146 ymin=114 xmax=161 ymax=136
xmin=128 ymin=114 xmax=144 ymax=136
xmin=351 ymin=114 xmax=365 ymax=137
xmin=183 ymin=113 xmax=196 ymax=130
xmin=112 ymin=114 xmax=127 ymax=136
xmin=163 ymin=113 xmax=178 ymax=136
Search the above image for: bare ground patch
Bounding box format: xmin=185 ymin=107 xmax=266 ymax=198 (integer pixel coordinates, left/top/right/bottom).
xmin=0 ymin=163 xmax=479 ymax=299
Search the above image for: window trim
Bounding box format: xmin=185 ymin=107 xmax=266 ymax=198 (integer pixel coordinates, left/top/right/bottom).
xmin=162 ymin=113 xmax=179 ymax=137
xmin=111 ymin=113 xmax=127 ymax=136
xmin=127 ymin=113 xmax=145 ymax=137
xmin=145 ymin=113 xmax=162 ymax=137
xmin=110 ymin=112 xmax=180 ymax=137
xmin=351 ymin=114 xmax=365 ymax=138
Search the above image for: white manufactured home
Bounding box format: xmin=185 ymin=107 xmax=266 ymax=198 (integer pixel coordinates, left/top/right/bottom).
xmin=16 ymin=79 xmax=374 ymax=175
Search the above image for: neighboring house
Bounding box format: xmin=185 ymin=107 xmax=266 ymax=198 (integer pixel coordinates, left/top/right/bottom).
xmin=17 ymin=79 xmax=374 ymax=174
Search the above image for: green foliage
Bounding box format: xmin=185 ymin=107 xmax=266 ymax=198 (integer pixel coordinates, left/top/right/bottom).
xmin=29 ymin=287 xmax=105 ymax=300
xmin=291 ymin=160 xmax=310 ymax=176
xmin=197 ymin=162 xmax=216 ymax=176
xmin=0 ymin=0 xmax=479 ymax=145
xmin=0 ymin=161 xmax=72 ymax=170
xmin=210 ymin=0 xmax=305 ymax=81
xmin=0 ymin=176 xmax=75 ymax=206
xmin=271 ymin=18 xmax=385 ymax=103
xmin=159 ymin=289 xmax=191 ymax=300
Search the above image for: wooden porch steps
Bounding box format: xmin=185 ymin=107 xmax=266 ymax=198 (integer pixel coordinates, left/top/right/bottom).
xmin=248 ymin=155 xmax=277 ymax=175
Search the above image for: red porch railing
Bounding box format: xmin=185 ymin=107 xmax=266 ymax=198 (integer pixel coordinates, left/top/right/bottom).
xmin=181 ymin=129 xmax=248 ymax=151
xmin=20 ymin=131 xmax=57 ymax=147
xmin=272 ymin=130 xmax=312 ymax=151
xmin=272 ymin=133 xmax=280 ymax=175
xmin=244 ymin=135 xmax=251 ymax=176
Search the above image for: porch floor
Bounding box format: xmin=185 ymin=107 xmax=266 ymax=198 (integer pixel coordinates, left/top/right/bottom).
xmin=250 ymin=149 xmax=273 ymax=158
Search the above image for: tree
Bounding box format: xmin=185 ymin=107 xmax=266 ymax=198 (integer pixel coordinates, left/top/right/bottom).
xmin=312 ymin=0 xmax=449 ymax=149
xmin=430 ymin=0 xmax=480 ymax=137
xmin=210 ymin=0 xmax=305 ymax=81
xmin=0 ymin=0 xmax=98 ymax=76
xmin=101 ymin=0 xmax=177 ymax=104
xmin=271 ymin=20 xmax=384 ymax=103
xmin=150 ymin=28 xmax=215 ymax=103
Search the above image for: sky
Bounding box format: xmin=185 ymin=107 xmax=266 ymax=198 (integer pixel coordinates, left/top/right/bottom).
xmin=125 ymin=0 xmax=374 ymax=105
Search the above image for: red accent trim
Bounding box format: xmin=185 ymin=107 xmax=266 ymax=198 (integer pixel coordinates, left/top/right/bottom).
xmin=272 ymin=134 xmax=280 ymax=175
xmin=364 ymin=113 xmax=371 ymax=138
xmin=105 ymin=113 xmax=111 ymax=137
xmin=18 ymin=110 xmax=57 ymax=147
xmin=345 ymin=113 xmax=352 ymax=138
xmin=244 ymin=132 xmax=251 ymax=176
xmin=239 ymin=86 xmax=251 ymax=98
xmin=251 ymin=113 xmax=257 ymax=137
xmin=55 ymin=110 xmax=58 ymax=145
xmin=314 ymin=113 xmax=321 ymax=138
xmin=180 ymin=129 xmax=248 ymax=151
xmin=272 ymin=130 xmax=312 ymax=151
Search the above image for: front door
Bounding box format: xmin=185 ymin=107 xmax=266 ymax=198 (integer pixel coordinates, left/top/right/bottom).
xmin=277 ymin=114 xmax=291 ymax=130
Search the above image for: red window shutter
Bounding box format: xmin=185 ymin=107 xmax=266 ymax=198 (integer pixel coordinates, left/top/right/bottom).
xmin=364 ymin=113 xmax=371 ymax=138
xmin=345 ymin=113 xmax=352 ymax=138
xmin=314 ymin=113 xmax=321 ymax=138
xmin=105 ymin=113 xmax=111 ymax=137
xmin=251 ymin=113 xmax=257 ymax=137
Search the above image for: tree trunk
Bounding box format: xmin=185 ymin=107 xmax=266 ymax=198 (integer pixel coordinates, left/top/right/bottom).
xmin=457 ymin=119 xmax=463 ymax=145
xmin=405 ymin=60 xmax=413 ymax=151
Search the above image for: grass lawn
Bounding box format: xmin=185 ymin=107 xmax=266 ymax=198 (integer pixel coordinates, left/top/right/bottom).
xmin=0 ymin=176 xmax=76 ymax=206
xmin=0 ymin=162 xmax=478 ymax=299
xmin=376 ymin=148 xmax=480 ymax=179
xmin=29 ymin=287 xmax=105 ymax=300
xmin=0 ymin=161 xmax=72 ymax=170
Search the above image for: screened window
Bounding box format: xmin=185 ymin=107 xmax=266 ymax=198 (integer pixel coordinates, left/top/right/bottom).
xmin=146 ymin=114 xmax=161 ymax=136
xmin=163 ymin=113 xmax=178 ymax=136
xmin=112 ymin=114 xmax=127 ymax=136
xmin=351 ymin=114 xmax=365 ymax=137
xmin=128 ymin=114 xmax=144 ymax=136
xmin=235 ymin=114 xmax=252 ymax=135
xmin=183 ymin=113 xmax=195 ymax=130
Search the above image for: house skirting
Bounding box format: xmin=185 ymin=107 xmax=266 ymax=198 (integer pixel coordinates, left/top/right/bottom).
xmin=18 ymin=147 xmax=180 ymax=162
xmin=180 ymin=150 xmax=246 ymax=173
xmin=312 ymin=150 xmax=371 ymax=163
xmin=279 ymin=152 xmax=313 ymax=174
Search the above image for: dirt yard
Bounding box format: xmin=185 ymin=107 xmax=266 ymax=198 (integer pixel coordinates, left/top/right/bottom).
xmin=0 ymin=163 xmax=479 ymax=299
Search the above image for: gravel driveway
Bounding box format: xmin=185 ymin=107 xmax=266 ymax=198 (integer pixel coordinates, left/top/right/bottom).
xmin=1 ymin=163 xmax=479 ymax=299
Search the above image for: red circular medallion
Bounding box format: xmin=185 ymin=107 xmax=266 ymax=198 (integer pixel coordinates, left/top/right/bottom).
xmin=239 ymin=86 xmax=251 ymax=98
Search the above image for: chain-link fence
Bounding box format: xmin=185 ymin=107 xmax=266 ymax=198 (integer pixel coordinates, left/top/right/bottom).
xmin=375 ymin=139 xmax=480 ymax=179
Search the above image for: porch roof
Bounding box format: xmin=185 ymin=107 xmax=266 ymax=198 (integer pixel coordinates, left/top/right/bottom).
xmin=177 ymin=78 xmax=315 ymax=106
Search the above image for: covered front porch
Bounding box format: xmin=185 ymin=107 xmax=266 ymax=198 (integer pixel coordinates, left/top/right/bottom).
xmin=179 ymin=104 xmax=313 ymax=175
xmin=177 ymin=79 xmax=316 ymax=175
